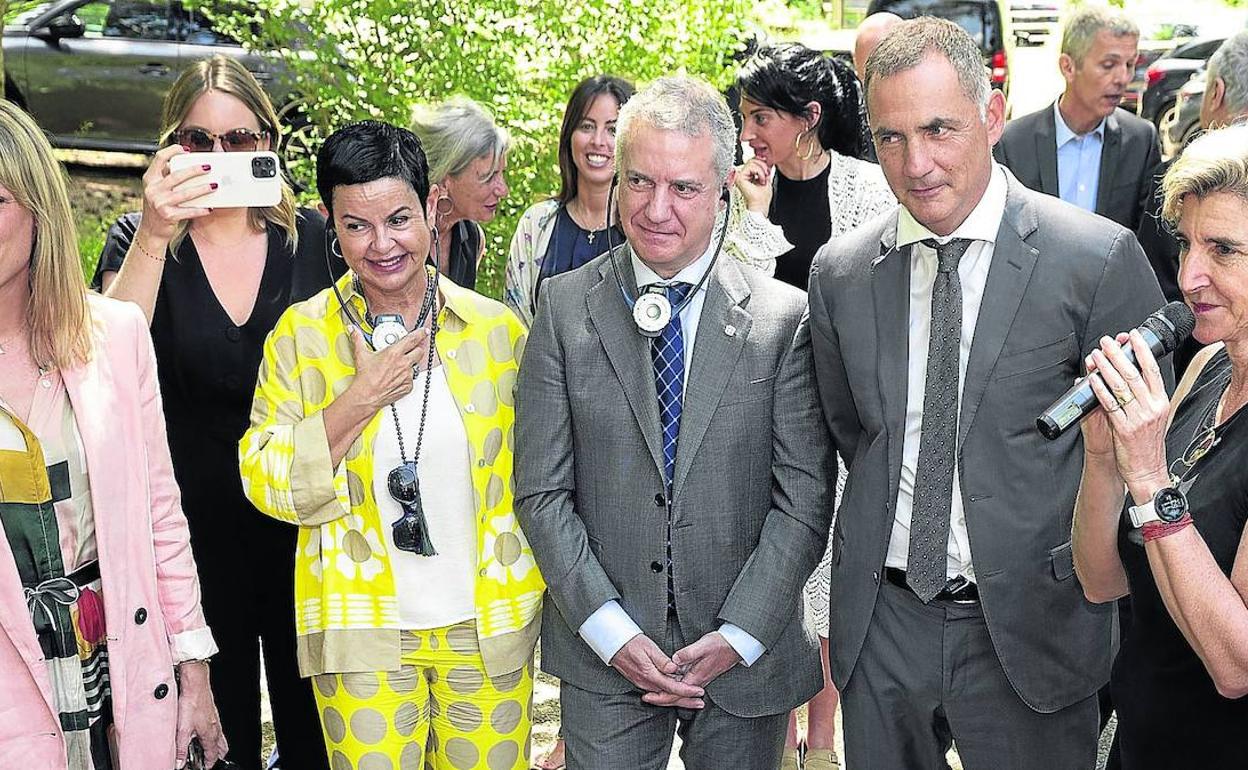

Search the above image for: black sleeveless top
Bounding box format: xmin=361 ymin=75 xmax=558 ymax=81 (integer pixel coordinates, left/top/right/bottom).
xmin=445 ymin=220 xmax=482 ymax=290
xmin=1111 ymin=348 xmax=1248 ymax=768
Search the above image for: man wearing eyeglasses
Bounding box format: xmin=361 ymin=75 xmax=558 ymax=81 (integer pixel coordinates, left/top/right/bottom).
xmin=514 ymin=75 xmax=833 ymax=770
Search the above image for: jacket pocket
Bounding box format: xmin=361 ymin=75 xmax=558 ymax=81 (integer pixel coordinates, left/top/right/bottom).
xmin=1050 ymin=540 xmax=1075 ymax=581
xmin=995 ymin=333 xmax=1078 ymax=381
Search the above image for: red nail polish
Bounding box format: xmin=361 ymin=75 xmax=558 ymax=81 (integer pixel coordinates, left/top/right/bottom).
xmin=210 ymin=183 xmax=219 ymax=190
xmin=202 ymin=164 xmax=211 ymax=171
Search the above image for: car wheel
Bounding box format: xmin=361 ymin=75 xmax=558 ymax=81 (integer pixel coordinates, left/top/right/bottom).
xmin=1153 ymin=98 xmax=1176 ymax=132
xmin=276 ymin=99 xmax=317 ymax=193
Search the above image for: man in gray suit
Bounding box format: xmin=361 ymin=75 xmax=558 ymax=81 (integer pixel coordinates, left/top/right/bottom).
xmin=995 ymin=5 xmax=1161 ymax=230
xmin=809 ymin=18 xmax=1168 ymax=768
xmin=514 ymin=76 xmax=833 ymax=769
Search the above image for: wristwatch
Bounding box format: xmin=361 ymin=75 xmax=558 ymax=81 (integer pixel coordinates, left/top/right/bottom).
xmin=1128 ymin=485 xmax=1189 ymax=527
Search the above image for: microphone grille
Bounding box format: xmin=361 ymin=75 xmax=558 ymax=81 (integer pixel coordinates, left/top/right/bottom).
xmin=1144 ymin=301 xmax=1197 ymax=353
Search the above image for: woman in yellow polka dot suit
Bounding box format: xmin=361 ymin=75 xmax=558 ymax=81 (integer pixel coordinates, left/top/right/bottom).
xmin=239 ymin=120 xmax=544 ymax=770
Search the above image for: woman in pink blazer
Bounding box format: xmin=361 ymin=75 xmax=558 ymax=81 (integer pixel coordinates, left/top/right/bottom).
xmin=0 ymin=102 xmax=227 ymax=768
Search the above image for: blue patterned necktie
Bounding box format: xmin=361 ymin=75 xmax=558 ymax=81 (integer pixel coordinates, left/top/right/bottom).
xmin=651 ymin=282 xmax=694 ymax=489
xmin=908 ymin=238 xmax=972 ymax=602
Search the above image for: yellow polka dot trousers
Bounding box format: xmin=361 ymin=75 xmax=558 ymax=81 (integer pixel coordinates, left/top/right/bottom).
xmin=313 ymin=621 xmax=533 ymax=770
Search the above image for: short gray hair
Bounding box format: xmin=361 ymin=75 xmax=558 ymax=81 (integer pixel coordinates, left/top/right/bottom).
xmin=411 ymin=96 xmax=510 ymax=183
xmin=1060 ymin=5 xmax=1139 ymax=65
xmin=1207 ymin=32 xmax=1248 ymax=116
xmin=1161 ymin=123 xmax=1248 ymax=226
xmin=864 ymin=17 xmax=990 ymax=115
xmin=615 ymin=76 xmax=736 ymax=184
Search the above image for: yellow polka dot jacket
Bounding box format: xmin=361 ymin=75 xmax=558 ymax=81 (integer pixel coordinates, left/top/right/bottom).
xmin=239 ymin=272 xmax=544 ymax=678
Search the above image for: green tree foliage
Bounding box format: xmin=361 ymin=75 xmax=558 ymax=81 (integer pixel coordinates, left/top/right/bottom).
xmin=188 ymin=0 xmax=753 ymax=298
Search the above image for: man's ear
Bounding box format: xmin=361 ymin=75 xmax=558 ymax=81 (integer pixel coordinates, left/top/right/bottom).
xmin=317 ymin=201 xmax=329 ymax=218
xmin=1057 ymin=52 xmax=1077 ymax=86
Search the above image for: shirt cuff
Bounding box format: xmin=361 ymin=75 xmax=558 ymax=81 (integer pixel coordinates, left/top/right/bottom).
xmin=578 ymin=600 xmax=643 ymax=665
xmin=170 ymin=626 xmax=219 ymax=664
xmin=718 ymin=623 xmax=765 ymax=667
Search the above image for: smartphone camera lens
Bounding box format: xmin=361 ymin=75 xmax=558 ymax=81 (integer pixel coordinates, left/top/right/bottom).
xmin=251 ymin=156 xmax=278 ymax=178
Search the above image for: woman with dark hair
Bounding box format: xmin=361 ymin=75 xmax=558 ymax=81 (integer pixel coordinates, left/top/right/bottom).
xmin=505 ymin=74 xmax=792 ymax=327
xmin=240 ymin=120 xmax=544 ymax=770
xmin=736 ymin=42 xmax=894 ymax=291
xmin=736 ymin=43 xmax=895 ymax=770
xmin=504 ymin=75 xmax=632 ymax=326
xmin=94 ymin=54 xmax=335 ymax=770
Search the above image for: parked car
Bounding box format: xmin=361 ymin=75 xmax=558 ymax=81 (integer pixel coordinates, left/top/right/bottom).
xmin=1009 ymin=0 xmax=1059 ymax=47
xmin=866 ymin=0 xmax=1014 ymax=101
xmin=1124 ymin=41 xmax=1178 ymax=115
xmin=3 ymin=0 xmax=302 ymax=153
xmin=1163 ymin=69 xmax=1205 ymax=159
xmin=1137 ymin=37 xmax=1224 ymax=129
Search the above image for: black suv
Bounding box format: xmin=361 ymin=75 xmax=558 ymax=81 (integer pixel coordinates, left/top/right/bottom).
xmin=1137 ymin=36 xmax=1224 ymax=129
xmin=865 ymin=0 xmax=1013 ymax=101
xmin=3 ymin=0 xmax=297 ymax=153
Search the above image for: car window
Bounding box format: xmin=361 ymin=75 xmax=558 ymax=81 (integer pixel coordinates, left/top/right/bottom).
xmin=171 ymin=7 xmax=239 ymax=45
xmin=867 ymin=0 xmax=1001 ymax=53
xmin=76 ymin=0 xmax=172 ymax=40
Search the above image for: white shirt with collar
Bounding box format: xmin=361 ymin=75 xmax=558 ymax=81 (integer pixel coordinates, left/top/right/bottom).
xmin=884 ymin=163 xmax=1009 ymax=584
xmin=577 ymin=220 xmax=766 ymax=667
xmin=1053 ymin=101 xmax=1106 ymax=213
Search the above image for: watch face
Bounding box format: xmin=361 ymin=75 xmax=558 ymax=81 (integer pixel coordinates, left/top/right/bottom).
xmin=1156 ymin=487 xmax=1188 ymax=523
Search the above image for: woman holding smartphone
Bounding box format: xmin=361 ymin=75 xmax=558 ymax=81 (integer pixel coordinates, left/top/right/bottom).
xmin=95 ymin=55 xmax=338 ymax=770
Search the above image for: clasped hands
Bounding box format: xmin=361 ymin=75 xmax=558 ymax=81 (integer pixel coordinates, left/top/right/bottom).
xmin=609 ymin=631 xmax=741 ymax=709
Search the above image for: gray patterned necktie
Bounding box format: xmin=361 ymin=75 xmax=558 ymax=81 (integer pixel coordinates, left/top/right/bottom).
xmin=907 ymin=237 xmax=972 ymax=602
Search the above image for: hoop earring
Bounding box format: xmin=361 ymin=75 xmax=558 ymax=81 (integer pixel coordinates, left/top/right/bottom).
xmin=329 ymin=233 xmax=345 ymax=261
xmin=795 ymin=130 xmax=818 ymax=161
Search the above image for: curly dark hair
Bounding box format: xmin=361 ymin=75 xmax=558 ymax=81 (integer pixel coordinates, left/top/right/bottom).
xmin=736 ymin=43 xmax=872 ymax=161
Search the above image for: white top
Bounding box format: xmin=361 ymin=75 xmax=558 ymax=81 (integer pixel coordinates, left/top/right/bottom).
xmin=576 ymin=225 xmax=765 ymax=667
xmin=884 ymin=164 xmax=1009 ymax=583
xmin=372 ymin=365 xmax=478 ymax=629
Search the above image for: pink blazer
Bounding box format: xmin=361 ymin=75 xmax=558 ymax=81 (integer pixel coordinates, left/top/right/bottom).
xmin=0 ymin=295 xmax=214 ymax=769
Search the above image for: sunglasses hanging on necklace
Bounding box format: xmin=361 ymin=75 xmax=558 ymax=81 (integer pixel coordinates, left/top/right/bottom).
xmin=386 ymin=267 xmax=441 ymax=556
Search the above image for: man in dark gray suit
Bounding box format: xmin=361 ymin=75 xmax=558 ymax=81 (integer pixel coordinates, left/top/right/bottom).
xmin=515 ymin=76 xmax=833 ymax=769
xmin=995 ymin=5 xmax=1161 ymax=230
xmin=809 ymin=18 xmax=1168 ymax=768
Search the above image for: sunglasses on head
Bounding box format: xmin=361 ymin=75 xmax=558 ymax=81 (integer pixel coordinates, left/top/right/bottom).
xmin=172 ymin=127 xmax=268 ymax=152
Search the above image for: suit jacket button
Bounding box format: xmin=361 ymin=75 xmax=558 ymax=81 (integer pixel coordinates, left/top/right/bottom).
xmin=134 ymin=607 xmax=147 ymax=625
xmin=653 ymin=493 xmax=665 ymax=507
xmin=650 ymin=561 xmax=663 ymax=573
xmin=154 ymin=683 xmax=169 ymax=699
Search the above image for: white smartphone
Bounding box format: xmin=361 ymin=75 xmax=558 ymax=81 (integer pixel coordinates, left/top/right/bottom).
xmin=168 ymin=151 xmax=282 ymax=208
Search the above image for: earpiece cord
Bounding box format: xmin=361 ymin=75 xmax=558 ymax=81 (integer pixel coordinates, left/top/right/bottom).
xmin=324 ymin=226 xmax=441 ymax=347
xmin=604 ymin=176 xmax=729 ymax=323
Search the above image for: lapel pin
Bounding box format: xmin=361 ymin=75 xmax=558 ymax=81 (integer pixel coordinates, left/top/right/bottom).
xmin=724 ymin=324 xmax=737 ymax=337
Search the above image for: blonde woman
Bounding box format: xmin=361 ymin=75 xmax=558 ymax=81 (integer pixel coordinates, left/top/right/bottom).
xmin=240 ymin=120 xmax=543 ymax=770
xmin=95 ymin=55 xmax=337 ymax=769
xmin=0 ymin=99 xmax=225 ymax=769
xmin=412 ymin=96 xmax=510 ymax=290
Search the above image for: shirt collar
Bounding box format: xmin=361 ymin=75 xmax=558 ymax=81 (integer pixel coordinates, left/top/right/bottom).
xmin=630 ymin=213 xmax=724 ymax=293
xmin=1054 ymin=100 xmax=1106 ymax=147
xmin=895 ymin=163 xmax=1008 ymax=251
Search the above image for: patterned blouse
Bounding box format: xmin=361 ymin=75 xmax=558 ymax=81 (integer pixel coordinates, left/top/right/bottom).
xmin=239 ymin=272 xmax=545 ymax=678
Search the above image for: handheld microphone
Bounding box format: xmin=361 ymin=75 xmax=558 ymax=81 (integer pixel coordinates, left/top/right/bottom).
xmin=1035 ymin=302 xmax=1196 ymax=440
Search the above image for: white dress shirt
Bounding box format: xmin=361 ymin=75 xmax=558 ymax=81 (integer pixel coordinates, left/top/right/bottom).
xmin=577 ymin=222 xmax=766 ymax=667
xmin=884 ymin=164 xmax=1009 ymax=583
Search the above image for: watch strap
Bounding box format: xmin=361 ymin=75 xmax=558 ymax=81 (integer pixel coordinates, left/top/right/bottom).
xmin=1128 ymin=499 xmax=1161 ymax=528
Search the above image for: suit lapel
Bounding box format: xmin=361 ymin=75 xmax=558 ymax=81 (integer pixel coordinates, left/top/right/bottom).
xmin=872 ymin=222 xmax=910 ymax=495
xmin=586 ymin=248 xmax=666 ymax=477
xmin=1036 ymin=104 xmax=1059 ymax=197
xmin=959 ymin=180 xmax=1040 ymax=448
xmin=671 ymin=259 xmax=751 ymax=496
xmin=1096 ymin=111 xmax=1121 ymax=218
